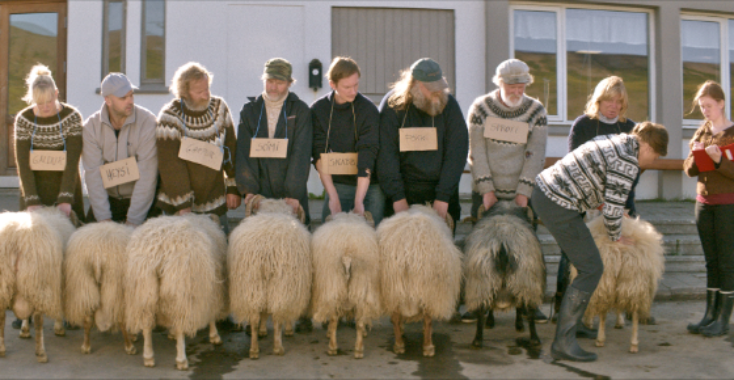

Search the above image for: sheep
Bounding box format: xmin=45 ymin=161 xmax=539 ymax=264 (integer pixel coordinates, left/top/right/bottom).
xmin=570 ymin=216 xmax=665 ymax=353
xmin=463 ymin=201 xmax=546 ymax=348
xmin=0 ymin=207 xmax=75 ymax=362
xmin=124 ymin=213 xmax=227 ymax=370
xmin=310 ymin=211 xmax=381 ymax=359
xmin=377 ymin=204 xmax=462 ymax=357
xmin=63 ymin=222 xmax=136 ymax=355
xmin=228 ymin=195 xmax=311 ymax=359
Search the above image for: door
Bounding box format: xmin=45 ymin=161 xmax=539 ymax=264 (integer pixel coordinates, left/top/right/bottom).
xmin=0 ymin=0 xmax=66 ymax=175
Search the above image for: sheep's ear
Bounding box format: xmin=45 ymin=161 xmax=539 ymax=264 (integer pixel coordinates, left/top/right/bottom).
xmin=477 ymin=205 xmax=486 ymax=220
xmin=363 ymin=211 xmax=375 ymax=228
xmin=296 ymin=204 xmax=306 ymax=224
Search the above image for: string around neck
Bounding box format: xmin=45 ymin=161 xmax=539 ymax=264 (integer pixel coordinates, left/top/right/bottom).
xmin=254 ymin=98 xmax=288 ymax=140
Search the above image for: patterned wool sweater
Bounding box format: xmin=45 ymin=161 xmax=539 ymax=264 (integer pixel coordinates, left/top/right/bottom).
xmin=14 ymin=103 xmax=85 ymax=217
xmin=468 ymin=90 xmax=547 ymax=199
xmin=536 ymin=134 xmax=640 ymax=241
xmin=156 ymin=96 xmax=238 ymax=216
xmin=683 ymin=123 xmax=734 ymax=197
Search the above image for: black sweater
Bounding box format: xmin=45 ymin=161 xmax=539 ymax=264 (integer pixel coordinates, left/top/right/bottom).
xmin=311 ymin=92 xmax=380 ymax=186
xmin=377 ymin=90 xmax=469 ymax=203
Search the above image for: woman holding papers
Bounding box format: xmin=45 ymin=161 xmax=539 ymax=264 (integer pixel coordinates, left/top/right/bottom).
xmin=684 ymin=80 xmax=734 ymax=337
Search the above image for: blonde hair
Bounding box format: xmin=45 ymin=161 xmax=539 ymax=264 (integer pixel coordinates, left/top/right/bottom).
xmin=387 ymin=69 xmax=415 ymax=111
xmin=22 ymin=64 xmax=57 ymax=105
xmin=584 ymin=76 xmax=629 ymax=122
xmin=170 ymin=62 xmax=213 ymax=99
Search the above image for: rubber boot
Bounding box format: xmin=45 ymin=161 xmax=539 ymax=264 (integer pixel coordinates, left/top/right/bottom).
xmin=534 ymin=308 xmax=549 ymax=324
xmin=688 ymin=289 xmax=719 ymax=334
xmin=576 ymin=320 xmax=598 ymax=339
xmin=701 ymin=292 xmax=734 ymax=337
xmin=551 ymin=292 xmax=563 ymax=324
xmin=550 ymin=287 xmax=597 ymax=362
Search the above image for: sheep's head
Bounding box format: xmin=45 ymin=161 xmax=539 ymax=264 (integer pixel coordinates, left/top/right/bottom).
xmin=245 ymin=194 xmax=306 ymax=223
xmin=477 ymin=200 xmax=533 ymax=226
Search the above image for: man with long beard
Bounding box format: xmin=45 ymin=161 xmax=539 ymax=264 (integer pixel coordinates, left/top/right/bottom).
xmin=377 ymin=58 xmax=468 ymax=226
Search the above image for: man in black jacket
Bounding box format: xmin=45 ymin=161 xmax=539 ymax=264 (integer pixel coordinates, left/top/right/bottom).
xmin=377 ymin=58 xmax=468 ymax=226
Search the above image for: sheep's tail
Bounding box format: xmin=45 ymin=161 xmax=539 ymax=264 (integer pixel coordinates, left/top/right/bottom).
xmin=494 ymin=243 xmax=518 ymax=277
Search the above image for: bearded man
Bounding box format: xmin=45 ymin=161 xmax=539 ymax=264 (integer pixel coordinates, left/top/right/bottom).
xmin=376 ymin=58 xmax=468 ymax=226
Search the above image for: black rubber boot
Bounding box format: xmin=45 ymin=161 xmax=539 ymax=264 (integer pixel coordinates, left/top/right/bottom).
xmin=551 ymin=292 xmax=563 ymax=324
xmin=688 ymin=289 xmax=719 ymax=334
xmin=534 ymin=308 xmax=549 ymax=324
xmin=701 ymin=292 xmax=734 ymax=337
xmin=576 ymin=320 xmax=598 ymax=339
xmin=550 ymin=287 xmax=597 ymax=362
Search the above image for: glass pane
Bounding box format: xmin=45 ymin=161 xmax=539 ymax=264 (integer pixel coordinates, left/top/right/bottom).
xmin=8 ymin=12 xmax=59 ymax=167
xmin=682 ymin=20 xmax=720 ymax=120
xmin=730 ymin=20 xmax=734 ymax=119
xmin=566 ymin=10 xmax=649 ymax=122
xmin=514 ymin=10 xmax=557 ymax=116
xmin=106 ymin=1 xmax=124 ymax=74
xmin=143 ymin=0 xmax=165 ymax=81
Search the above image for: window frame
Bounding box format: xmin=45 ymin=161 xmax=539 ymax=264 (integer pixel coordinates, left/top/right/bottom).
xmin=509 ymin=3 xmax=656 ymax=125
xmin=680 ymin=14 xmax=732 ymax=129
xmin=101 ymin=0 xmax=127 ymax=78
xmin=140 ymin=0 xmax=166 ymax=86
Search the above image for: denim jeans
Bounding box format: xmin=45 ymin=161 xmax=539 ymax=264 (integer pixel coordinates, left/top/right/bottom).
xmin=323 ymin=182 xmax=386 ymax=226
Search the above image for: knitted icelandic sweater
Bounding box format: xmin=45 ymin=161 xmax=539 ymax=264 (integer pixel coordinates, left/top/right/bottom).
xmin=468 ymin=90 xmax=547 ymax=199
xmin=536 ymin=134 xmax=640 ymax=241
xmin=155 ymin=96 xmax=238 ymax=216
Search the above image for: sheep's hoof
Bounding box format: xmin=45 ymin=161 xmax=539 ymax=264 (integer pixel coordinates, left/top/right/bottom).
xmin=131 ymin=334 xmax=139 ymax=343
xmin=614 ymin=324 xmax=624 ymax=330
xmin=515 ymin=325 xmax=525 ymax=333
xmin=327 ymin=347 xmax=338 ymax=356
xmin=0 ymin=348 xmax=5 ymax=357
xmin=595 ymin=340 xmax=605 ymax=347
xmin=19 ymin=331 xmax=31 ymax=339
xmin=143 ymin=356 xmax=155 ymax=367
xmin=167 ymin=333 xmax=175 ymax=340
xmin=471 ymin=339 xmax=483 ymax=349
xmin=629 ymin=345 xmax=638 ymax=354
xmin=393 ymin=343 xmax=405 ymax=354
xmin=36 ymin=352 xmax=48 ymax=363
xmin=284 ymin=328 xmax=294 ymax=337
xmin=81 ymin=345 xmax=91 ymax=354
xmin=210 ymin=334 xmax=222 ymax=346
xmin=273 ymin=346 xmax=285 ymax=356
xmin=125 ymin=345 xmax=137 ymax=355
xmin=258 ymin=330 xmax=267 ymax=338
xmin=249 ymin=348 xmax=259 ymax=359
xmin=423 ymin=345 xmax=435 ymax=357
xmin=354 ymin=350 xmax=364 ymax=359
xmin=176 ymin=359 xmax=188 ymax=370
xmin=54 ymin=328 xmax=65 ymax=337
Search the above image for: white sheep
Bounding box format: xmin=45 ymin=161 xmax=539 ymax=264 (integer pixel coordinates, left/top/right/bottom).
xmin=124 ymin=213 xmax=227 ymax=370
xmin=377 ymin=204 xmax=462 ymax=357
xmin=63 ymin=222 xmax=136 ymax=355
xmin=311 ymin=212 xmax=381 ymax=359
xmin=0 ymin=207 xmax=75 ymax=362
xmin=571 ymin=216 xmax=665 ymax=353
xmin=463 ymin=201 xmax=546 ymax=348
xmin=228 ymin=196 xmax=311 ymax=359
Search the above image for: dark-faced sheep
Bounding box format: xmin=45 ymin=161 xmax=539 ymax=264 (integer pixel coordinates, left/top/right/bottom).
xmin=571 ymin=216 xmax=664 ymax=353
xmin=311 ymin=212 xmax=381 ymax=358
xmin=377 ymin=204 xmax=462 ymax=357
xmin=124 ymin=214 xmax=227 ymax=370
xmin=228 ymin=196 xmax=311 ymax=359
xmin=463 ymin=201 xmax=546 ymax=348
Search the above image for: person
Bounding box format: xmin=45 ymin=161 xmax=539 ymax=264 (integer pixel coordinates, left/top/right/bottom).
xmin=533 ymin=121 xmax=668 ymax=362
xmin=83 ymin=73 xmax=159 ymax=225
xmin=12 ymin=64 xmax=85 ymax=329
xmin=236 ymin=58 xmax=312 ymax=332
xmin=464 ymin=58 xmax=548 ymax=323
xmin=377 ymin=58 xmax=468 ymax=226
xmin=683 ymin=80 xmax=734 ymax=337
xmin=311 ymin=57 xmax=384 ymax=224
xmin=555 ymin=76 xmax=642 ymax=326
xmin=155 ymin=62 xmax=240 ymax=220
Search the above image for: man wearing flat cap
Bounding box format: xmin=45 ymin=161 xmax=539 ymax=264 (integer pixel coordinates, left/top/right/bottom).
xmin=83 ymin=72 xmax=160 ymax=225
xmin=463 ymin=59 xmax=548 ymax=322
xmin=377 ymin=58 xmax=468 ymax=226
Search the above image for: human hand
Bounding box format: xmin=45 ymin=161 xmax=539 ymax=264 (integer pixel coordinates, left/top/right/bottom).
xmin=393 ymin=199 xmax=409 ymax=213
xmin=352 ymin=201 xmax=365 ymax=216
xmin=616 ymin=236 xmax=633 ymax=245
xmin=483 ymin=192 xmax=498 ymax=210
xmin=26 ymin=205 xmax=42 ymax=212
xmin=284 ymin=198 xmax=301 ymax=215
xmin=227 ymin=194 xmax=242 ymax=209
xmin=514 ymin=194 xmax=528 ymax=207
xmin=328 ymin=196 xmax=342 ymax=215
xmin=433 ymin=200 xmax=449 ymax=219
xmin=705 ymin=145 xmax=722 ymax=164
xmin=176 ymin=207 xmax=192 ymax=216
xmin=57 ymin=203 xmax=72 ymax=217
xmin=692 ymin=141 xmax=704 ymax=151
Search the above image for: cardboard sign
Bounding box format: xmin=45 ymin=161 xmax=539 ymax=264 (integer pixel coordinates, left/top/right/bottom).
xmin=29 ymin=150 xmax=66 ymax=171
xmin=483 ymin=117 xmax=529 ymax=144
xmin=100 ymin=157 xmax=140 ymax=189
xmin=178 ymin=137 xmax=223 ymax=171
xmin=322 ymin=152 xmax=358 ymax=175
xmin=250 ymin=138 xmax=288 ymax=159
xmin=399 ymin=127 xmax=438 ymax=152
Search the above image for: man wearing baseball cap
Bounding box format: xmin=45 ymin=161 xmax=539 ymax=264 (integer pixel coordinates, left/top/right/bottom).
xmin=376 ymin=57 xmax=468 ymax=226
xmin=82 ymin=72 xmax=160 ymax=225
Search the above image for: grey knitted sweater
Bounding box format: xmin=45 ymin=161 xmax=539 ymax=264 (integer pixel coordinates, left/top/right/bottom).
xmin=468 ymin=90 xmax=547 ymax=199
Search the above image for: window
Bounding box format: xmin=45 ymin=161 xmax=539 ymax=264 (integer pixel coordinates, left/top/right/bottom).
xmin=102 ymin=0 xmax=126 ymax=77
xmin=511 ymin=5 xmax=654 ymax=124
xmin=141 ymin=0 xmax=165 ymax=84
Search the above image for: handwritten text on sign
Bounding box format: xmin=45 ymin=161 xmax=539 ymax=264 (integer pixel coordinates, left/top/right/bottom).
xmin=178 ymin=137 xmax=223 ymax=171
xmin=399 ymin=127 xmax=438 ymax=151
xmin=250 ymin=138 xmax=287 ymax=159
xmin=322 ymin=152 xmax=358 ymax=175
xmin=483 ymin=117 xmax=529 ymax=144
xmin=100 ymin=157 xmax=140 ymax=189
xmin=30 ymin=150 xmax=66 ymax=171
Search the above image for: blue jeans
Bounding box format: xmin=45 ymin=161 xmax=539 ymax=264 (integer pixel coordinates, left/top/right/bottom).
xmin=322 ymin=182 xmax=386 ymax=226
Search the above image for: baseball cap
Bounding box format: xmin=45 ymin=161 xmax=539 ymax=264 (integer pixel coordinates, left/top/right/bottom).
xmin=410 ymin=58 xmax=448 ymax=92
xmin=101 ymin=73 xmax=137 ymax=97
xmin=263 ymin=58 xmax=293 ymax=82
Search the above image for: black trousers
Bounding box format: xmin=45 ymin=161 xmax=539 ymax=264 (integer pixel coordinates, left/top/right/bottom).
xmin=86 ymin=197 xmax=161 ymax=224
xmin=695 ymin=202 xmax=734 ymax=291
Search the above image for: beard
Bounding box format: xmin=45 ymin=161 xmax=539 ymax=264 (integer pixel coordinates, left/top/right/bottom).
xmin=410 ymin=85 xmax=449 ymax=117
xmin=500 ymin=89 xmax=523 ymax=108
xmin=185 ymin=97 xmax=210 ymax=111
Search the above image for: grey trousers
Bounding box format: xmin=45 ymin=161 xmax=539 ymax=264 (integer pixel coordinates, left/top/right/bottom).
xmin=531 ymin=187 xmax=604 ymax=294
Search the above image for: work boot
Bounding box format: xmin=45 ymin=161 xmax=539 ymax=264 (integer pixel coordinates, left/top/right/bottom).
xmin=688 ymin=289 xmax=719 ymax=334
xmin=550 ymin=287 xmax=597 ymax=362
xmin=701 ymin=292 xmax=734 ymax=337
xmin=534 ymin=308 xmax=549 ymax=324
xmin=576 ymin=321 xmax=598 ymax=339
xmin=551 ymin=292 xmax=563 ymax=323
xmin=295 ymin=317 xmax=313 ymax=333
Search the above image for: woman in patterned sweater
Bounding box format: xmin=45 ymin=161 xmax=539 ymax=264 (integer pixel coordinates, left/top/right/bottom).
xmin=532 ymin=122 xmax=668 ymax=362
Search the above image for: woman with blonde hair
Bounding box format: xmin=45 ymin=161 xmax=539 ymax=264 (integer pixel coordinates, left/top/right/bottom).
xmin=684 ymin=80 xmax=734 ymax=337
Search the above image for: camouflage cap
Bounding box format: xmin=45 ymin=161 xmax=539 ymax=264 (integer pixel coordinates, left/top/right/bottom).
xmin=263 ymin=58 xmax=293 ymax=82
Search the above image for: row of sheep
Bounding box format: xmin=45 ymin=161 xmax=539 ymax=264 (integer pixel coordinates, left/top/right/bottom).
xmin=0 ymin=197 xmax=664 ymax=369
